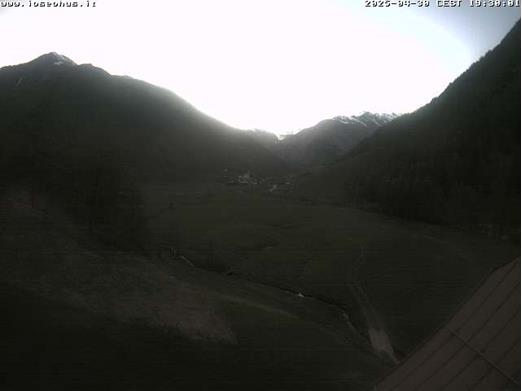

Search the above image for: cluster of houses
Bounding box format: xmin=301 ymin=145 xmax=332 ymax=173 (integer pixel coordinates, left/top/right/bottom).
xmin=223 ymin=170 xmax=293 ymax=193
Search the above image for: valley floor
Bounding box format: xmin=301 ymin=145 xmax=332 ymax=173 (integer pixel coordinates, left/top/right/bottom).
xmin=0 ymin=182 xmax=518 ymax=390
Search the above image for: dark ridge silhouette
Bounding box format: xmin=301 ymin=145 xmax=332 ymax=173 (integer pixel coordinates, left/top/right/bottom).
xmin=278 ymin=113 xmax=397 ymax=166
xmin=0 ymin=54 xmax=391 ymax=391
xmin=307 ymin=21 xmax=520 ymax=238
xmin=0 ymin=53 xmax=286 ymax=248
xmin=0 ymin=52 xmax=285 ymax=181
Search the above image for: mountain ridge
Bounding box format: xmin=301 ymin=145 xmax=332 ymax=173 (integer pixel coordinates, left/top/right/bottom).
xmin=0 ymin=52 xmax=287 ymax=249
xmin=302 ymin=20 xmax=521 ymax=236
xmin=277 ymin=112 xmax=398 ymax=166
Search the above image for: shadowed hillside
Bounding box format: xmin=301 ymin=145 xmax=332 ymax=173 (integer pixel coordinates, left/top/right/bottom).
xmin=278 ymin=113 xmax=397 ymax=167
xmin=0 ymin=53 xmax=285 ymax=180
xmin=0 ymin=21 xmax=519 ymax=390
xmin=302 ymin=21 xmax=520 ymax=238
xmin=0 ymin=53 xmax=388 ymax=391
xmin=0 ymin=53 xmax=286 ymax=248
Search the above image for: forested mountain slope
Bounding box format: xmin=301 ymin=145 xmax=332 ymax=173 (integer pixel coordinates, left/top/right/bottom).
xmin=306 ymin=21 xmax=520 ymax=237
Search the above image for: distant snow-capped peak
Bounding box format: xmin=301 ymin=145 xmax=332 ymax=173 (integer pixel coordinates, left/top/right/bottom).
xmin=30 ymin=52 xmax=77 ymax=67
xmin=333 ymin=112 xmax=398 ymax=127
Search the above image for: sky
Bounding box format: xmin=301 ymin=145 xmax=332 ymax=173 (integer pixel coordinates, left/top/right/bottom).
xmin=0 ymin=0 xmax=519 ymax=134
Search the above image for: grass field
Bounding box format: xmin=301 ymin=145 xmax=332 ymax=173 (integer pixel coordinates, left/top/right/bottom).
xmin=0 ymin=190 xmax=386 ymax=390
xmin=142 ymin=182 xmax=519 ymax=356
xmin=1 ymin=182 xmax=517 ymax=390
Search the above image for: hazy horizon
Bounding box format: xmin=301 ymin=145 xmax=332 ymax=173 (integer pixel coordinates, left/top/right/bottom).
xmin=0 ymin=0 xmax=519 ymax=135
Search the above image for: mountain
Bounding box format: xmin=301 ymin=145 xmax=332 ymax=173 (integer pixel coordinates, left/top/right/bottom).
xmin=278 ymin=113 xmax=398 ymax=166
xmin=0 ymin=53 xmax=284 ymax=181
xmin=0 ymin=55 xmax=391 ymax=391
xmin=0 ymin=53 xmax=285 ymax=247
xmin=244 ymin=128 xmax=279 ymax=149
xmin=303 ymin=21 xmax=520 ymax=237
xmin=0 ymin=41 xmax=519 ymax=391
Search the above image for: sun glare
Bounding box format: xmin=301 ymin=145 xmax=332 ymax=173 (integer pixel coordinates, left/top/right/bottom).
xmin=0 ymin=0 xmax=472 ymax=134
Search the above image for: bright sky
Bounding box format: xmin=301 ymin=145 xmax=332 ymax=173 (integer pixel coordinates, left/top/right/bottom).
xmin=0 ymin=0 xmax=518 ymax=134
